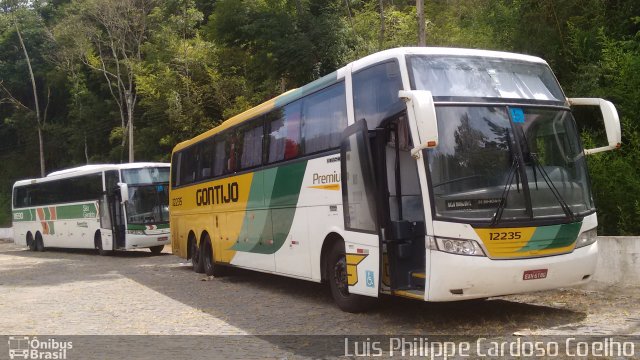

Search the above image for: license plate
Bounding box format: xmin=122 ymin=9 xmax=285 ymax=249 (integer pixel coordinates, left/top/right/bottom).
xmin=158 ymin=237 xmax=168 ymax=242
xmin=523 ymin=269 xmax=548 ymax=280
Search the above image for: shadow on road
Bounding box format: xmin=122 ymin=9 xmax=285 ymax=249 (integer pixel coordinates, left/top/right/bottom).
xmin=1 ymin=244 xmax=587 ymax=347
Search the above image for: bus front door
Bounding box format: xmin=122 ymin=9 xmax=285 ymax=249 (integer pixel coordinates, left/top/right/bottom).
xmin=340 ymin=119 xmax=380 ymax=298
xmin=108 ymin=189 xmax=126 ymax=249
xmin=371 ymin=116 xmax=427 ymax=295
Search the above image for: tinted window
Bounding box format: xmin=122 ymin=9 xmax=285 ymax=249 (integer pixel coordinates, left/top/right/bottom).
xmin=171 ymin=152 xmax=181 ymax=188
xmin=353 ymin=62 xmax=404 ymax=128
xmin=213 ymin=137 xmax=227 ymax=177
xmin=13 ymin=174 xmax=103 ymax=207
xmin=179 ymin=145 xmax=199 ymax=185
xmin=267 ymin=102 xmax=302 ymax=163
xmin=302 ymin=82 xmax=347 ymax=154
xmin=199 ymin=138 xmax=215 ymax=180
xmin=240 ymin=121 xmax=264 ymax=169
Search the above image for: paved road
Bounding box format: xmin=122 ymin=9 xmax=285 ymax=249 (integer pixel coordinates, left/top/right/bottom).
xmin=0 ymin=239 xmax=638 ymax=358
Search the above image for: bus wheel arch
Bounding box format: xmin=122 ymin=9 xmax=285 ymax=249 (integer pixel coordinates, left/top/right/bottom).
xmin=320 ymin=232 xmax=344 ymax=283
xmin=26 ymin=232 xmax=35 ymax=251
xmin=324 ymin=235 xmax=377 ymax=313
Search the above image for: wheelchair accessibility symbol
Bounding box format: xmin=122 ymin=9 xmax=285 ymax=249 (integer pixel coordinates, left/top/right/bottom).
xmin=365 ymin=270 xmax=375 ymax=288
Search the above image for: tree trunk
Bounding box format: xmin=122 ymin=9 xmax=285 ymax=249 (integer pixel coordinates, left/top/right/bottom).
xmin=378 ymin=0 xmax=385 ymax=50
xmin=15 ymin=20 xmax=45 ymax=176
xmin=417 ymin=0 xmax=426 ymax=46
xmin=126 ymin=93 xmax=134 ymax=162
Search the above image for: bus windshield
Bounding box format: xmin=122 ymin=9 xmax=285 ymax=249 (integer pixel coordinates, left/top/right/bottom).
xmin=408 ymin=55 xmax=564 ymax=101
xmin=121 ymin=167 xmax=170 ymax=185
xmin=425 ymin=106 xmax=594 ymax=224
xmin=408 ymin=55 xmax=594 ymax=225
xmin=122 ymin=167 xmax=170 ymax=225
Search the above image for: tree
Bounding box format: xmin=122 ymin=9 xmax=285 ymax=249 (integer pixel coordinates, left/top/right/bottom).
xmin=54 ymin=0 xmax=156 ymax=162
xmin=0 ymin=0 xmax=52 ymax=176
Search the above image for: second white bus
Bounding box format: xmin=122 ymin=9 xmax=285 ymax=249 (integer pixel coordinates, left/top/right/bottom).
xmin=12 ymin=163 xmax=171 ymax=255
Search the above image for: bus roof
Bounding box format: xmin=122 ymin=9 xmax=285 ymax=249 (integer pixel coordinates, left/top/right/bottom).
xmin=13 ymin=162 xmax=169 ymax=187
xmin=171 ymin=47 xmax=548 ymax=154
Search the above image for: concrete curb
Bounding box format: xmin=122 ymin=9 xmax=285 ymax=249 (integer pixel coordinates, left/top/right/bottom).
xmin=588 ymin=236 xmax=640 ymax=289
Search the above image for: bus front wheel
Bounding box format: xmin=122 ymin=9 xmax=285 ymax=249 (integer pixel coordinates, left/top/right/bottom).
xmin=95 ymin=232 xmax=110 ymax=256
xmin=327 ymin=241 xmax=376 ymax=313
xmin=149 ymin=245 xmax=164 ymax=255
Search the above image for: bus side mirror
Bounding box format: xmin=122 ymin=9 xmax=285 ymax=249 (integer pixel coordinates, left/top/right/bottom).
xmin=569 ymin=98 xmax=622 ymax=155
xmin=398 ymin=90 xmax=439 ymax=158
xmin=117 ymin=183 xmax=129 ymax=204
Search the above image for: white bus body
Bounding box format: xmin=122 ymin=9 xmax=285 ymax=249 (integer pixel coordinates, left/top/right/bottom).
xmin=170 ymin=47 xmax=620 ymax=311
xmin=12 ymin=163 xmax=171 ymax=254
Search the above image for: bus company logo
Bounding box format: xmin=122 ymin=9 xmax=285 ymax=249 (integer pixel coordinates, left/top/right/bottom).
xmin=196 ymin=182 xmax=239 ymax=206
xmin=8 ymin=336 xmax=73 ymax=359
xmin=82 ymin=205 xmax=96 ymax=219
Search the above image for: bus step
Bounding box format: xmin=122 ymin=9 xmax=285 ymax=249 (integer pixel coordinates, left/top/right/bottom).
xmin=392 ymin=289 xmax=424 ymax=300
xmin=410 ymin=271 xmax=426 ymax=288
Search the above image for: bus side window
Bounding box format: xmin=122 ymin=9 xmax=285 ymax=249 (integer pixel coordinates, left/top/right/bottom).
xmin=199 ymin=138 xmax=215 ymax=180
xmin=179 ymin=145 xmax=198 ymax=185
xmin=171 ymin=152 xmax=181 ymax=188
xmin=353 ymin=61 xmax=404 ymax=129
xmin=227 ymin=131 xmax=241 ymax=173
xmin=302 ymin=81 xmax=347 ymax=154
xmin=213 ymin=137 xmax=226 ymax=177
xmin=267 ymin=102 xmax=302 ymax=163
xmin=240 ymin=120 xmax=264 ymax=169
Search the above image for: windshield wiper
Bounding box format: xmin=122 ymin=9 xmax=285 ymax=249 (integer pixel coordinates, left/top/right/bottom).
xmin=515 ymin=126 xmax=576 ymax=222
xmin=491 ymin=158 xmax=519 ymax=226
xmin=529 ymin=153 xmax=576 ymax=222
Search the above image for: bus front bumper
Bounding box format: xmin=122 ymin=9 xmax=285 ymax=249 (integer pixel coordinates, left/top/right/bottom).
xmin=126 ymin=233 xmax=171 ymax=249
xmin=427 ymin=242 xmax=598 ymax=301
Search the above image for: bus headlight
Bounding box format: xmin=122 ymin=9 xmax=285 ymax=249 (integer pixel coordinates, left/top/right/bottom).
xmin=127 ymin=230 xmax=146 ymax=235
xmin=434 ymin=237 xmax=486 ymax=257
xmin=575 ymin=228 xmax=597 ymax=248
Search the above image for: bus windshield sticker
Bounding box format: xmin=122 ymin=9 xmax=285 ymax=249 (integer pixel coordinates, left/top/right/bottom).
xmin=510 ymin=107 xmax=525 ymax=123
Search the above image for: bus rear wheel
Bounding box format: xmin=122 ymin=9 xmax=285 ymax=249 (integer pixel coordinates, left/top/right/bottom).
xmin=27 ymin=233 xmax=35 ymax=251
xmin=190 ymin=238 xmax=204 ymax=273
xmin=35 ymin=233 xmax=45 ymax=252
xmin=327 ymin=241 xmax=376 ymax=313
xmin=202 ymin=235 xmax=224 ymax=277
xmin=149 ymin=245 xmax=164 ymax=255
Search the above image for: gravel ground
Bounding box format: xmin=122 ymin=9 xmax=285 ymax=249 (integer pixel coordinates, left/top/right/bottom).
xmin=0 ymin=239 xmax=638 ymax=358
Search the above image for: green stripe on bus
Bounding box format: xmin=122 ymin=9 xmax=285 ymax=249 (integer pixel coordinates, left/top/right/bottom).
xmin=127 ymin=223 xmax=170 ymax=230
xmin=232 ymin=161 xmax=308 ymax=254
xmin=518 ymin=222 xmax=581 ymax=252
xmin=55 ymin=203 xmax=98 ymax=220
xmin=274 ymin=71 xmax=338 ymax=108
xmin=12 ymin=209 xmax=36 ymax=222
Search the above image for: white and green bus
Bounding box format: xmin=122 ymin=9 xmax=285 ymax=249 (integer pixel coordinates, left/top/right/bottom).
xmin=12 ymin=163 xmax=171 ymax=255
xmin=169 ymin=47 xmax=621 ymax=312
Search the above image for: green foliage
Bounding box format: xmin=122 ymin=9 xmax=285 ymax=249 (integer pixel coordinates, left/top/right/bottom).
xmin=1 ymin=0 xmax=639 ymax=234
